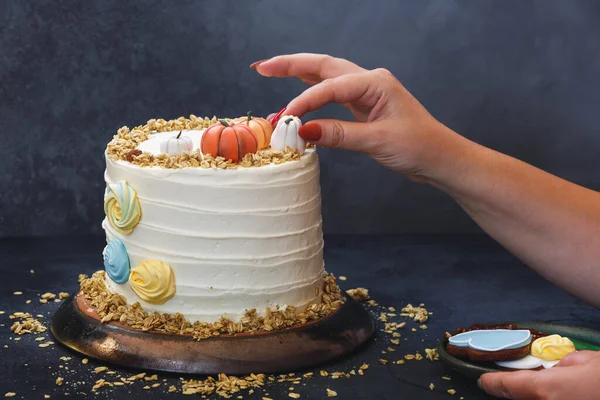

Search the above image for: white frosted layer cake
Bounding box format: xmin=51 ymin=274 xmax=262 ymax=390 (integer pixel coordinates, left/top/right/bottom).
xmin=99 ymin=116 xmax=334 ymax=324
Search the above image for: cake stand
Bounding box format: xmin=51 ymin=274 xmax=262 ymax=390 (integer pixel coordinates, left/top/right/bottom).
xmin=50 ymin=292 xmax=375 ymax=374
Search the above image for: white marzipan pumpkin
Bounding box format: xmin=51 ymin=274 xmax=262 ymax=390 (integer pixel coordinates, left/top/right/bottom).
xmin=270 ymin=116 xmax=305 ymax=155
xmin=159 ymin=131 xmax=193 ymax=155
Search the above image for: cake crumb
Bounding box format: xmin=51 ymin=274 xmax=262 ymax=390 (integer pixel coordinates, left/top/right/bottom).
xmin=44 ymin=395 xmax=50 ymax=399
xmin=345 ymin=288 xmax=369 ymax=301
xmin=425 ymin=348 xmax=440 ymax=361
xmin=59 ymin=292 xmax=70 ymax=299
xmin=13 ymin=292 xmax=22 ymax=296
xmin=168 ymin=386 xmax=177 ymax=393
xmin=82 ymin=358 xmax=89 ymax=364
xmin=396 ymin=360 xmax=405 ymax=365
xmin=429 ymin=383 xmax=435 ymax=391
xmin=448 ymin=389 xmax=456 ymax=396
xmin=288 ymin=394 xmax=300 ymax=399
xmin=127 ymin=372 xmax=146 ymax=381
xmin=182 ymin=373 xmax=265 ymax=396
xmin=56 ymin=377 xmax=64 ymax=386
xmin=442 ymin=376 xmax=452 ymax=381
xmin=326 ymin=388 xmax=338 ymax=397
xmin=320 ymin=370 xmax=328 ymax=377
xmin=391 ymin=339 xmax=400 ymax=345
xmin=330 ymin=372 xmax=344 ymax=380
xmin=401 ymin=303 xmax=428 ymax=323
xmin=378 ymin=359 xmax=388 ymax=364
xmin=94 ymin=367 xmax=108 ymax=373
xmin=4 ymin=393 xmax=16 ymax=398
xmin=338 ymin=276 xmax=347 ymax=281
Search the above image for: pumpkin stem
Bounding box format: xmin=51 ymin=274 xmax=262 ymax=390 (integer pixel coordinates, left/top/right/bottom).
xmin=176 ymin=130 xmax=182 ymax=139
xmin=219 ymin=119 xmax=229 ymax=127
xmin=247 ymin=111 xmax=252 ymax=122
xmin=284 ymin=117 xmax=293 ymax=125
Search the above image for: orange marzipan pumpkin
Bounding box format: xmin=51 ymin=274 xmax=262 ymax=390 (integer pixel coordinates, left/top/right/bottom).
xmin=201 ymin=120 xmax=258 ymax=162
xmin=230 ymin=112 xmax=273 ymax=150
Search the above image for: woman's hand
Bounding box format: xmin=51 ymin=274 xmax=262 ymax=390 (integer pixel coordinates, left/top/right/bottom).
xmin=252 ymin=53 xmax=464 ymax=182
xmin=479 ymin=351 xmax=600 ymax=399
xmin=254 ymin=55 xmax=600 ymax=400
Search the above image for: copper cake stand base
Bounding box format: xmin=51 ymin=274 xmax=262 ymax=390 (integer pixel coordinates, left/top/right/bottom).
xmin=50 ymin=292 xmax=374 ymax=374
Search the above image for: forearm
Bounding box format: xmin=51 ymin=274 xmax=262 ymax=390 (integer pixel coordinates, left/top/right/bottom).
xmin=426 ymin=125 xmax=600 ymax=308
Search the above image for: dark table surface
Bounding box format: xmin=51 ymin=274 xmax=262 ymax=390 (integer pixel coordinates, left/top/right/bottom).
xmin=1 ymin=234 xmax=599 ymax=399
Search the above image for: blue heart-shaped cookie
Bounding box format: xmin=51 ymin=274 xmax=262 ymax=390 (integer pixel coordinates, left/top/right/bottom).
xmin=447 ymin=329 xmax=532 ymax=361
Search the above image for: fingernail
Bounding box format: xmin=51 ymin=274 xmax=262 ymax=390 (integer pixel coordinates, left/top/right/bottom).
xmin=477 ymin=378 xmax=483 ymax=389
xmin=250 ymin=59 xmax=269 ymax=69
xmin=299 ymin=123 xmax=322 ymax=142
xmin=270 ymin=107 xmax=287 ymax=126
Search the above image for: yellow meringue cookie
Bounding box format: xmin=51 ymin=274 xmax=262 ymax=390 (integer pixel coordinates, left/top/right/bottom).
xmin=531 ymin=334 xmax=576 ymax=361
xmin=129 ymin=260 xmax=176 ymax=304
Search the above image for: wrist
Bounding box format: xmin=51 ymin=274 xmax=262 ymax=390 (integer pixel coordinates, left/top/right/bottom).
xmin=416 ymin=122 xmax=481 ymax=190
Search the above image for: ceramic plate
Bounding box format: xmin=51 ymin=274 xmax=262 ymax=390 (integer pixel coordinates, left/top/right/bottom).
xmin=437 ymin=321 xmax=600 ymax=380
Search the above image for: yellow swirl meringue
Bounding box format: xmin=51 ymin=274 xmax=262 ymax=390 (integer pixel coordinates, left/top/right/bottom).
xmin=129 ymin=260 xmax=176 ymax=304
xmin=104 ymin=181 xmax=141 ymax=235
xmin=531 ymin=334 xmax=576 ymax=361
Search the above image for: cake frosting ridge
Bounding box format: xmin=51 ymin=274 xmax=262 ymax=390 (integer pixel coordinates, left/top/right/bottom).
xmin=97 ymin=115 xmax=335 ymax=325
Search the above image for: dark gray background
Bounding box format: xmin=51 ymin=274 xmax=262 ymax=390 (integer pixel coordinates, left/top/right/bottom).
xmin=2 ymin=0 xmax=600 ymax=237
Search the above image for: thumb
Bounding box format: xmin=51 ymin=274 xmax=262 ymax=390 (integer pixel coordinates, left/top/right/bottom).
xmin=298 ymin=119 xmax=378 ymax=153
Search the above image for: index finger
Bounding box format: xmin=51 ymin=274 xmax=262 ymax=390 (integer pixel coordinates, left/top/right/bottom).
xmin=285 ymin=71 xmax=377 ymax=117
xmin=255 ymin=53 xmax=366 ymax=82
xmin=479 ymin=371 xmax=543 ymax=399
